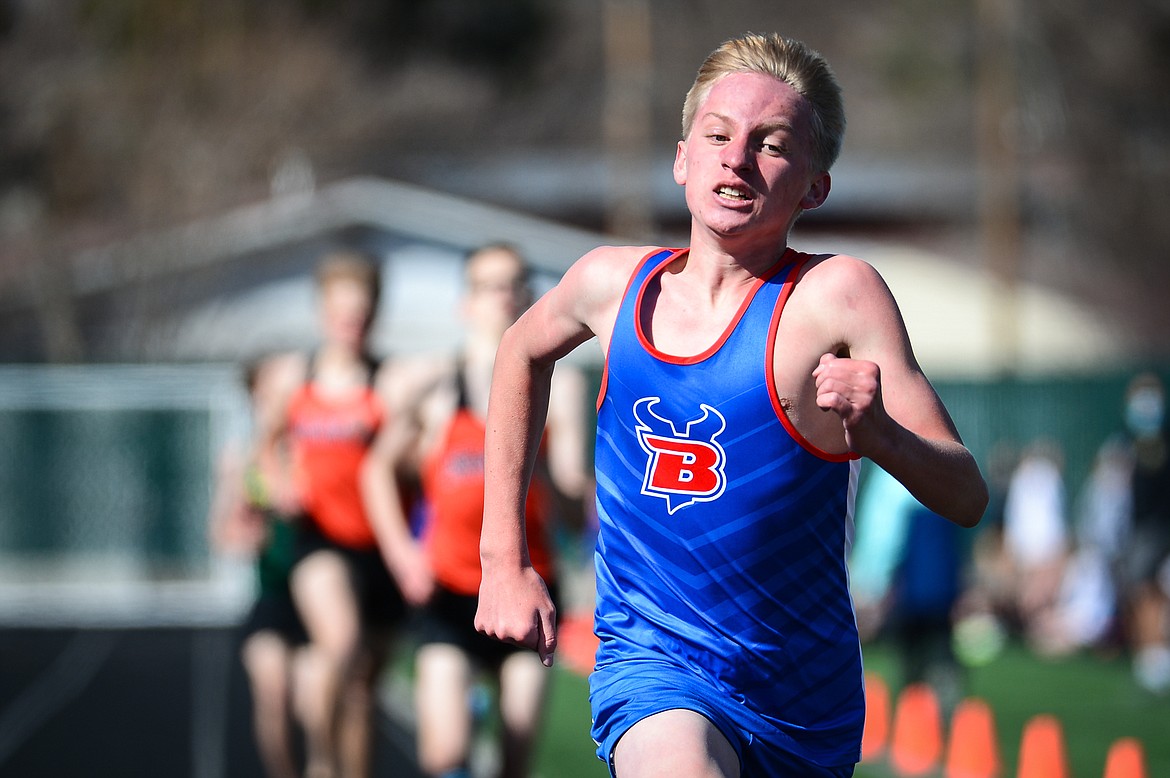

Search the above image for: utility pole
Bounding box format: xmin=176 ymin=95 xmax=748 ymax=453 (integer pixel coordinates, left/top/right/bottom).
xmin=601 ymin=0 xmax=656 ymax=240
xmin=975 ymin=0 xmax=1023 ymax=376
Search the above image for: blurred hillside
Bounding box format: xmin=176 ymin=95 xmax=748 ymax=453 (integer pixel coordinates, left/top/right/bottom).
xmin=1 ymin=0 xmax=1168 ymax=364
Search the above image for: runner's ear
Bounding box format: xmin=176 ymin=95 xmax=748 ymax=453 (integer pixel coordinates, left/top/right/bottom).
xmin=800 ymin=173 xmax=831 ymax=211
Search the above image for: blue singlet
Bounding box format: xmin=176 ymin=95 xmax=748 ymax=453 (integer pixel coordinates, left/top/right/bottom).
xmin=590 ymin=248 xmax=863 ymax=775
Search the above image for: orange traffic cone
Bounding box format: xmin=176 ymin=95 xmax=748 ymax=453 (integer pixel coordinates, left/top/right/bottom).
xmin=861 ymin=672 xmax=891 ymax=762
xmin=1102 ymin=737 xmax=1147 ymax=778
xmin=1016 ymin=714 xmax=1069 ymax=778
xmin=556 ymin=610 xmax=599 ymax=677
xmin=944 ymin=697 xmax=1000 ymax=778
xmin=890 ymin=682 xmax=943 ymax=776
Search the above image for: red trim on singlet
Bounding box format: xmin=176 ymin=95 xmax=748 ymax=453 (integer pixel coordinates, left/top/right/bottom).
xmin=596 ymin=248 xmax=685 ymax=413
xmin=765 ymin=255 xmax=859 ymax=463
xmin=634 ymin=249 xmax=791 ymax=366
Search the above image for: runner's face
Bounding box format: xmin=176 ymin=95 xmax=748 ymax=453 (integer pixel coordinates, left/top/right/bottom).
xmin=319 ymin=278 xmax=374 ymax=351
xmin=463 ymin=250 xmax=531 ymax=338
xmin=674 ymin=72 xmax=828 ymax=245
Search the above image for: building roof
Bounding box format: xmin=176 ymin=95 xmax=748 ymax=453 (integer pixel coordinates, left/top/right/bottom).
xmin=1 ymin=176 xmax=1138 ymax=376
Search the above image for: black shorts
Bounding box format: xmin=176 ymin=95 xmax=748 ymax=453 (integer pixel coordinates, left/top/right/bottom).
xmin=292 ymin=520 xmax=408 ymax=633
xmin=240 ymin=585 xmax=310 ymax=647
xmin=413 ymin=581 xmax=561 ymax=670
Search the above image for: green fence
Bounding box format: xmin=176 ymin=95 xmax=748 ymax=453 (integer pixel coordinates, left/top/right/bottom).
xmin=935 ymin=368 xmax=1170 ymax=513
xmin=0 ymin=407 xmax=212 ymax=570
xmin=0 ymin=365 xmax=247 ymax=625
xmin=0 ymin=363 xmax=1165 ymax=618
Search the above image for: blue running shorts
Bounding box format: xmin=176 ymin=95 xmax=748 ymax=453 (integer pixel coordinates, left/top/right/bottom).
xmin=590 ymin=658 xmax=855 ymax=778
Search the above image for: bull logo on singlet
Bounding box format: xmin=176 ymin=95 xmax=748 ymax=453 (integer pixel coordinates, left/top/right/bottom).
xmin=633 ymin=397 xmax=727 ymax=514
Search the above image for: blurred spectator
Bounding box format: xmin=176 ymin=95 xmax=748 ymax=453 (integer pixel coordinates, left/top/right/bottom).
xmin=1001 ymin=438 xmax=1070 ymax=650
xmin=850 ymin=465 xmax=914 ymax=642
xmin=1030 ymin=437 xmax=1132 ymax=656
xmin=208 ymin=357 xmax=307 ymax=778
xmin=953 ymin=441 xmax=1016 ymax=666
xmin=1077 ymin=436 xmax=1135 ymax=569
xmin=1119 ymin=372 xmax=1170 ymax=694
xmin=850 ymin=465 xmax=965 ymax=712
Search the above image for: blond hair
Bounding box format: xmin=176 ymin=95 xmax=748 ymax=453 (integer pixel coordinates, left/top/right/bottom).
xmin=465 ymin=241 xmax=527 ymax=273
xmin=314 ymin=249 xmax=381 ymax=309
xmin=681 ymin=33 xmax=845 ymax=174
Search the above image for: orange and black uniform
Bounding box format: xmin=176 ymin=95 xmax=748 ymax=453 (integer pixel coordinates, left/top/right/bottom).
xmin=287 ymin=356 xmax=406 ymax=628
xmin=416 ymin=362 xmax=556 ymax=664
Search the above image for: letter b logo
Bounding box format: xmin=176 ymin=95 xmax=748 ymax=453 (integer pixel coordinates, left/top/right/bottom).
xmin=633 ymin=397 xmax=727 ymax=514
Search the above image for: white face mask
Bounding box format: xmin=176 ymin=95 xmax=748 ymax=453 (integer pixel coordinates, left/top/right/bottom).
xmin=1126 ymin=387 xmax=1165 ymax=437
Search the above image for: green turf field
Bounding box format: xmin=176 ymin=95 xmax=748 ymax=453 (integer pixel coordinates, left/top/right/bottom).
xmin=533 ymin=665 xmax=608 ymax=777
xmin=857 ymin=642 xmax=1169 ymax=777
xmin=532 ymin=640 xmax=1170 ymax=778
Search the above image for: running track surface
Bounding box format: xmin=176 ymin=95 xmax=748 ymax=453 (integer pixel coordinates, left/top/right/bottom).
xmin=0 ymin=626 xmax=424 ymax=778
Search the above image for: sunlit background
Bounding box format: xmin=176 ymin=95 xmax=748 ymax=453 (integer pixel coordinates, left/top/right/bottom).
xmin=1 ymin=1 xmax=1168 ymax=777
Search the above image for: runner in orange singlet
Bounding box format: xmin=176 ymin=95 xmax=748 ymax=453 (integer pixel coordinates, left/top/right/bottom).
xmin=287 ymin=356 xmax=386 ymax=550
xmin=265 ymin=250 xmax=431 ymax=778
xmin=371 ymin=244 xmax=590 ymax=778
xmin=421 ymin=364 xmax=555 ymax=600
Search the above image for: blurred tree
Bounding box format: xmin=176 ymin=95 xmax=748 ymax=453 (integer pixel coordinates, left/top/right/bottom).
xmin=1027 ymin=1 xmax=1170 ymax=341
xmin=0 ymin=0 xmax=1167 ymax=362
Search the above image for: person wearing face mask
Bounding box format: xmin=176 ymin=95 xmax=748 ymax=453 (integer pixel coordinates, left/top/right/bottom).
xmin=1120 ymin=372 xmax=1170 ymax=694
